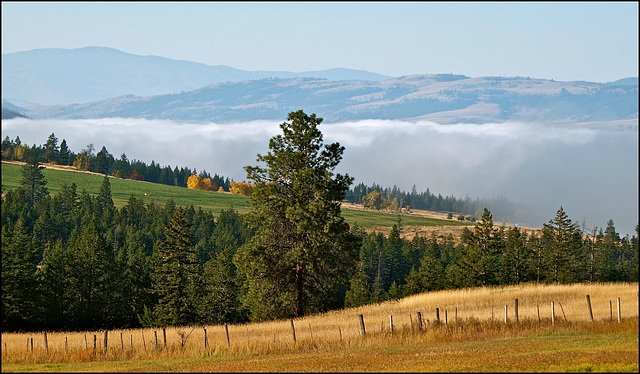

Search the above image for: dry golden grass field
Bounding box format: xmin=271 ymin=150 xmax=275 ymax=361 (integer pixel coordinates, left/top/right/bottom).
xmin=1 ymin=282 xmax=638 ymax=372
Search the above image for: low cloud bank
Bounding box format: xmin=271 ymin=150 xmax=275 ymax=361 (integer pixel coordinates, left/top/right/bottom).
xmin=2 ymin=117 xmax=637 ymax=236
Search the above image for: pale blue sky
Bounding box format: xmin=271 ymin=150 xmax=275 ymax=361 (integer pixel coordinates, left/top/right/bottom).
xmin=2 ymin=1 xmax=638 ymax=82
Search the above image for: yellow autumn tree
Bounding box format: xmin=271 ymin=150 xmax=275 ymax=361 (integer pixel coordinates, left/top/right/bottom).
xmin=217 ymin=186 xmax=225 ymax=193
xmin=187 ymin=175 xmax=204 ymax=190
xmin=230 ymin=181 xmax=253 ymax=196
xmin=202 ymin=178 xmax=216 ymax=191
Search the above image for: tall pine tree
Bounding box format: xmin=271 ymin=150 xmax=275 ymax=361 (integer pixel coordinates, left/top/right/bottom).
xmin=235 ymin=110 xmax=360 ymax=320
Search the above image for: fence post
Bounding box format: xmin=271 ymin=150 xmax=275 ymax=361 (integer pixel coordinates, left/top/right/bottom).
xmin=290 ymin=319 xmax=296 ymax=343
xmin=31 ymin=337 xmax=34 ymax=352
xmin=120 ymin=331 xmax=124 ymax=352
xmin=225 ymin=324 xmax=230 ymax=348
xmin=436 ymin=308 xmax=441 ymax=325
xmin=389 ymin=315 xmax=394 ymax=334
xmin=84 ymin=333 xmax=88 ymax=349
xmin=154 ymin=331 xmax=158 ymax=350
xmin=617 ymin=297 xmax=621 ymax=322
xmin=204 ymin=327 xmax=208 ymax=348
xmin=455 ymin=307 xmax=458 ymax=323
xmin=142 ymin=330 xmax=146 ymax=351
xmin=359 ymin=314 xmax=366 ymax=337
xmin=445 ymin=310 xmax=448 ymax=326
xmin=504 ymin=304 xmax=508 ymax=323
xmin=104 ymin=330 xmax=108 ymax=352
xmin=609 ymin=300 xmax=613 ymax=321
xmin=93 ymin=334 xmax=97 ymax=354
xmin=537 ymin=305 xmax=541 ymax=324
xmin=130 ymin=334 xmax=133 ymax=351
xmin=339 ymin=326 xmax=342 ymax=342
xmin=586 ymin=294 xmax=593 ymax=322
xmin=65 ymin=337 xmax=68 ymax=354
xmin=417 ymin=312 xmax=423 ymax=331
xmin=163 ymin=327 xmax=167 ymax=348
xmin=551 ymin=301 xmax=555 ymax=325
xmin=515 ymin=299 xmax=519 ymax=323
xmin=44 ymin=332 xmax=48 ymax=353
xmin=309 ymin=324 xmax=313 ymax=341
xmin=246 ymin=326 xmax=250 ymax=346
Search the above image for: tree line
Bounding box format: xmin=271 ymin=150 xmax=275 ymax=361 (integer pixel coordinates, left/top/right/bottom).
xmin=344 ymin=182 xmax=518 ymax=222
xmin=1 ymin=134 xmax=231 ymax=192
xmin=2 ymin=110 xmax=638 ymax=333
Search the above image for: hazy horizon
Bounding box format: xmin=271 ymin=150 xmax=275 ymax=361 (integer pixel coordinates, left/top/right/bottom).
xmin=2 ymin=117 xmax=637 ymax=237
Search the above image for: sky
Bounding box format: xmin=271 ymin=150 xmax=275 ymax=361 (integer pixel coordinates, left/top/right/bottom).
xmin=2 ymin=1 xmax=638 ymax=83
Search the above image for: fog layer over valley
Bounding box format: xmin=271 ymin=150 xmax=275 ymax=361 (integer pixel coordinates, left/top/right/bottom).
xmin=2 ymin=118 xmax=637 ymax=236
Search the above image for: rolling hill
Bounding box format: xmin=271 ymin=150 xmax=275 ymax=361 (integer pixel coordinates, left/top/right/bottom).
xmin=2 ymin=47 xmax=637 ymax=125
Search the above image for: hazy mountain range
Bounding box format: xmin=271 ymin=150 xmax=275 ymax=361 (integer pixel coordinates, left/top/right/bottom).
xmin=2 ymin=46 xmax=638 ymax=125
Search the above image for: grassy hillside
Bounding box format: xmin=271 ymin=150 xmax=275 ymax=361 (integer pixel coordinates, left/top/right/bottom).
xmin=1 ymin=161 xmax=468 ymax=228
xmin=2 ymin=282 xmax=637 ymax=372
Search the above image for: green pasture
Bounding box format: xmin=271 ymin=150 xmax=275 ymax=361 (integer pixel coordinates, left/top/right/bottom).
xmin=1 ymin=162 xmax=466 ymax=228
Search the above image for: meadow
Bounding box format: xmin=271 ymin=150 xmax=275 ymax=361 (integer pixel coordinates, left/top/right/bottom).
xmin=1 ymin=282 xmax=637 ymax=372
xmin=1 ymin=161 xmax=470 ymax=229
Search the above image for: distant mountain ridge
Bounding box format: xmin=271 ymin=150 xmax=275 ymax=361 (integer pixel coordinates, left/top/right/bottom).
xmin=2 ymin=46 xmax=392 ymax=105
xmin=2 ymin=47 xmax=637 ymax=125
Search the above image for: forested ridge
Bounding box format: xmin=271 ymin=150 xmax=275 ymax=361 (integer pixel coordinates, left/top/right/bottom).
xmin=2 ymin=115 xmax=638 ymax=333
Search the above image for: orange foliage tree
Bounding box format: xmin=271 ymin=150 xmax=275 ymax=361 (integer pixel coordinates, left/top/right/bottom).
xmin=187 ymin=175 xmax=204 ymax=190
xmin=229 ymin=181 xmax=253 ymax=196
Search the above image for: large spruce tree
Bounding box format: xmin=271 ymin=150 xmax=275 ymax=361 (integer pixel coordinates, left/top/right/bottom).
xmin=235 ymin=110 xmax=360 ymax=320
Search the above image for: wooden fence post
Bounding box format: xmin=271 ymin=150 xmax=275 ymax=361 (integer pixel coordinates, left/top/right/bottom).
xmin=44 ymin=332 xmax=48 ymax=353
xmin=104 ymin=330 xmax=108 ymax=352
xmin=617 ymin=297 xmax=621 ymax=322
xmin=93 ymin=334 xmax=97 ymax=354
xmin=359 ymin=314 xmax=366 ymax=337
xmin=204 ymin=327 xmax=208 ymax=348
xmin=455 ymin=307 xmax=458 ymax=323
xmin=445 ymin=310 xmax=448 ymax=326
xmin=31 ymin=337 xmax=34 ymax=352
xmin=436 ymin=308 xmax=441 ymax=325
xmin=609 ymin=300 xmax=613 ymax=321
xmin=551 ymin=301 xmax=555 ymax=325
xmin=504 ymin=304 xmax=508 ymax=323
xmin=389 ymin=315 xmax=394 ymax=333
xmin=84 ymin=334 xmax=88 ymax=349
xmin=120 ymin=332 xmax=124 ymax=352
xmin=130 ymin=335 xmax=133 ymax=351
xmin=142 ymin=330 xmax=146 ymax=351
xmin=417 ymin=312 xmax=423 ymax=331
xmin=537 ymin=305 xmax=541 ymax=324
xmin=586 ymin=294 xmax=593 ymax=322
xmin=225 ymin=324 xmax=230 ymax=348
xmin=515 ymin=299 xmax=519 ymax=323
xmin=339 ymin=326 xmax=342 ymax=342
xmin=163 ymin=327 xmax=167 ymax=348
xmin=154 ymin=331 xmax=158 ymax=350
xmin=65 ymin=337 xmax=68 ymax=354
xmin=290 ymin=319 xmax=296 ymax=343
